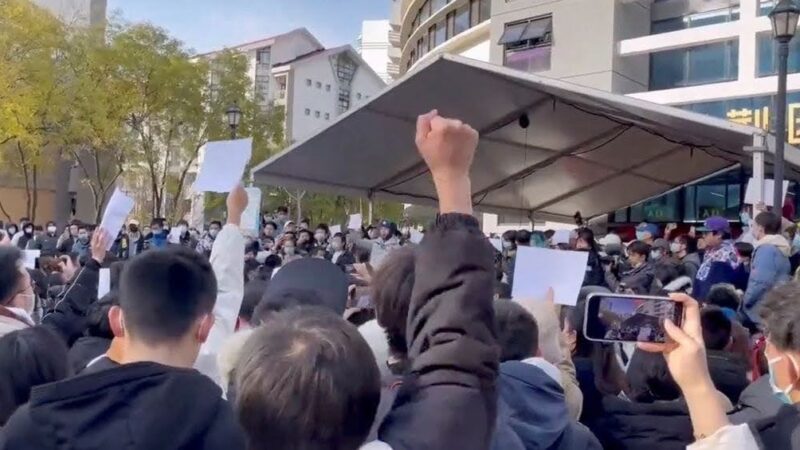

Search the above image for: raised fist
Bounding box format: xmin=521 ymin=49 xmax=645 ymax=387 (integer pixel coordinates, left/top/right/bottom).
xmin=415 ymin=110 xmax=478 ymax=183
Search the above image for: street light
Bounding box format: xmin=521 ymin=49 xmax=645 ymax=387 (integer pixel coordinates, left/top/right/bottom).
xmin=769 ymin=0 xmax=800 ymax=210
xmin=226 ymin=103 xmax=242 ymax=139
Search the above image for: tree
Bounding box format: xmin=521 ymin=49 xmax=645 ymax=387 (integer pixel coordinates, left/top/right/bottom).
xmin=0 ymin=0 xmax=67 ymax=222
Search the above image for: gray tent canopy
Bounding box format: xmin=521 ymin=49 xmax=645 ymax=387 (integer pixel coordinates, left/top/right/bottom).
xmin=252 ymin=54 xmax=800 ymax=222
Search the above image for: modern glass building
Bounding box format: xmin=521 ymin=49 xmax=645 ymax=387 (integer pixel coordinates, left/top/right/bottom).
xmin=391 ymin=0 xmax=800 ymax=229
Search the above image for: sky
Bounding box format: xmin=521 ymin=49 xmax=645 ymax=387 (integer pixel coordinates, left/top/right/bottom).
xmin=106 ymin=0 xmax=391 ymax=54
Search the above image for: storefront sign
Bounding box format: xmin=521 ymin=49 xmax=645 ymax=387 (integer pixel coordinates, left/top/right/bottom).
xmin=726 ymin=104 xmax=800 ymax=144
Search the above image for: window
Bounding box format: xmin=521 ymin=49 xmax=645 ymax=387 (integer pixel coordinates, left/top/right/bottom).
xmin=256 ymin=48 xmax=271 ymax=64
xmin=757 ymin=32 xmax=800 ymax=77
xmin=470 ymin=0 xmax=480 ymax=26
xmin=325 ymin=113 xmax=330 ymax=120
xmin=334 ymin=54 xmax=357 ymax=113
xmin=454 ymin=4 xmax=469 ymax=35
xmin=305 ymin=79 xmax=312 ymax=86
xmin=419 ymin=0 xmax=431 ymax=22
xmin=501 ymin=17 xmax=553 ymax=74
xmin=651 ymin=4 xmax=740 ymax=35
xmin=316 ymin=81 xmax=322 ymax=89
xmin=760 ymin=0 xmax=777 ymax=16
xmin=435 ymin=21 xmax=447 ymax=47
xmin=315 ymin=111 xmax=320 ymax=118
xmin=431 ymin=0 xmax=447 ymax=13
xmin=629 ymin=191 xmax=679 ymax=223
xmin=650 ymin=40 xmax=738 ymax=90
xmin=446 ymin=11 xmax=456 ymax=38
xmin=428 ymin=25 xmax=436 ymax=51
xmin=304 ymin=108 xmax=310 ymax=116
xmin=325 ymin=84 xmax=331 ymax=92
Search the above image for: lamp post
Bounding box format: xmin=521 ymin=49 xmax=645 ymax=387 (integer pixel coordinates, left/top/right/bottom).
xmin=226 ymin=103 xmax=242 ymax=139
xmin=769 ymin=0 xmax=800 ymax=210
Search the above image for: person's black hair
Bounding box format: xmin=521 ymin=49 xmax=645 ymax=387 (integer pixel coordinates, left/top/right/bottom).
xmin=759 ymin=281 xmax=800 ymax=352
xmin=371 ymin=246 xmax=415 ymax=357
xmin=300 ymin=218 xmax=310 ymax=225
xmin=119 ymin=246 xmax=217 ymax=344
xmin=209 ymin=220 xmax=222 ymax=229
xmin=502 ymin=230 xmax=518 ymax=242
xmin=315 ymin=223 xmax=329 ymax=235
xmin=0 ymin=327 xmax=69 ymax=425
xmin=577 ymin=228 xmax=599 ymax=252
xmin=235 ymin=306 xmax=380 ymax=450
xmin=331 ymin=232 xmax=345 ymax=242
xmin=754 ymin=211 xmax=782 ymax=235
xmin=701 ymin=307 xmax=732 ymax=351
xmin=675 ymin=234 xmax=698 ymax=253
xmin=27 ymin=268 xmax=47 ymax=299
xmin=46 ymin=221 xmax=56 ymax=228
xmin=494 ymin=300 xmax=539 ymax=362
xmin=515 ymin=230 xmax=532 ymax=246
xmin=354 ymin=248 xmax=370 ymax=264
xmin=77 ymin=224 xmax=88 ymax=232
xmin=241 ymin=280 xmax=268 ymax=324
xmin=626 ymin=350 xmax=681 ymax=402
xmin=276 ymin=206 xmax=288 ymax=214
xmin=85 ymin=292 xmax=119 ymax=339
xmin=263 ymin=254 xmax=282 ymax=270
xmin=734 ymin=241 xmax=754 ymax=259
xmin=298 ymin=229 xmax=312 ymax=239
xmin=543 ymin=229 xmax=555 ymax=240
xmin=264 ymin=221 xmax=278 ymax=230
xmin=177 ymin=219 xmax=189 ymax=227
xmin=627 ymin=240 xmax=651 ymax=258
xmin=0 ymin=246 xmax=23 ymax=305
xmin=706 ymin=284 xmax=740 ymax=311
xmin=252 ymin=288 xmax=325 ymax=326
xmin=654 ymin=263 xmax=679 ymax=286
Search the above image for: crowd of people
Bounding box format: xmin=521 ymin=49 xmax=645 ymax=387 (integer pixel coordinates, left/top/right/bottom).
xmin=0 ymin=111 xmax=799 ymax=449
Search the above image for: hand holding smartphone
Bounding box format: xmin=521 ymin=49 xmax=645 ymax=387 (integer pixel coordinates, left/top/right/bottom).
xmin=583 ymin=293 xmax=684 ymax=344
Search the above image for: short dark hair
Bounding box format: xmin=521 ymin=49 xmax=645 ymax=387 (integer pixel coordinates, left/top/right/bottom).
xmin=627 ymin=350 xmax=681 ymax=402
xmin=300 ymin=218 xmax=310 ymax=225
xmin=119 ymin=246 xmax=217 ymax=344
xmin=235 ymin=307 xmax=380 ymax=450
xmin=264 ymin=221 xmax=278 ymax=230
xmin=0 ymin=246 xmax=23 ymax=305
xmin=331 ymin=232 xmax=345 ymax=243
xmin=675 ymin=234 xmax=698 ymax=253
xmin=516 ymin=230 xmax=532 ymax=246
xmin=209 ymin=221 xmax=222 ymax=229
xmin=240 ymin=280 xmax=268 ymax=323
xmin=706 ymin=284 xmax=740 ymax=310
xmin=371 ymin=246 xmax=415 ymax=356
xmin=759 ymin=282 xmax=800 ymax=352
xmin=315 ymin=223 xmax=329 ymax=234
xmin=85 ymin=292 xmax=119 ymax=339
xmin=502 ymin=230 xmax=518 ymax=242
xmin=252 ymin=288 xmax=324 ymax=326
xmin=627 ymin=240 xmax=651 ymax=258
xmin=0 ymin=327 xmax=69 ymax=425
xmin=734 ymin=242 xmax=754 ymax=259
xmin=754 ymin=211 xmax=782 ymax=235
xmin=701 ymin=307 xmax=732 ymax=351
xmin=276 ymin=206 xmax=288 ymax=214
xmin=494 ymin=300 xmax=539 ymax=362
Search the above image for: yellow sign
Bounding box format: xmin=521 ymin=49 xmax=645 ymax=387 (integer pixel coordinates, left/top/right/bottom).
xmin=726 ymin=104 xmax=800 ymax=145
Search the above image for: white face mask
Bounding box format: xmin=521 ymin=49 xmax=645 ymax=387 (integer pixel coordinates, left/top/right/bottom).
xmin=256 ymin=251 xmax=269 ymax=264
xmin=209 ymin=229 xmax=219 ymax=238
xmin=178 ymin=226 xmax=188 ymax=234
xmin=314 ymin=233 xmax=326 ymax=242
xmin=284 ymin=246 xmax=296 ymax=255
xmin=670 ymin=242 xmax=682 ymax=254
xmin=47 ymin=226 xmax=57 ymax=234
xmin=650 ymin=250 xmax=662 ymax=260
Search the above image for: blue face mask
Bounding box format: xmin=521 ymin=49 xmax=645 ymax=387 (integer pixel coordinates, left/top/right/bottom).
xmin=635 ymin=231 xmax=647 ymax=241
xmin=768 ymin=354 xmax=798 ymax=405
xmin=740 ymin=212 xmax=752 ymax=227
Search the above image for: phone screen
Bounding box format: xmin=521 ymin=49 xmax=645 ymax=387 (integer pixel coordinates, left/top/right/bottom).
xmin=584 ymin=293 xmax=683 ymax=343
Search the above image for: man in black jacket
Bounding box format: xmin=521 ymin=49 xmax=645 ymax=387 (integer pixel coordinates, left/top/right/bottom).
xmin=27 ymin=222 xmax=59 ymax=257
xmin=232 ymin=110 xmax=499 ymax=450
xmin=0 ymin=189 xmax=249 ymax=449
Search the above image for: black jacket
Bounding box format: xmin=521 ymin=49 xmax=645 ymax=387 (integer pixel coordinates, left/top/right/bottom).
xmin=28 ymin=233 xmax=59 ymax=257
xmin=492 ymin=360 xmax=601 ymax=450
xmin=582 ymin=250 xmax=607 ymax=288
xmin=729 ymin=375 xmax=784 ymax=425
xmin=40 ymin=259 xmax=101 ymax=346
xmin=67 ymin=336 xmax=111 ymax=374
xmin=378 ymin=214 xmax=498 ymax=450
xmin=606 ymin=262 xmax=657 ymax=295
xmin=0 ymin=362 xmax=245 ymax=450
xmin=750 ymin=403 xmax=800 ymax=449
xmin=707 ymin=350 xmax=749 ymax=404
xmin=595 ymin=396 xmax=694 ymax=450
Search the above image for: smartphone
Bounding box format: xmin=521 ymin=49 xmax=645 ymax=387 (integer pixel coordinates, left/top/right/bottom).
xmin=583 ymin=293 xmax=684 ymax=344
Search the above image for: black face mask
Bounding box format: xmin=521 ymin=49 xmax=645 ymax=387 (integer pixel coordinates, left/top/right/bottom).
xmin=129 ymin=226 xmax=139 ymax=233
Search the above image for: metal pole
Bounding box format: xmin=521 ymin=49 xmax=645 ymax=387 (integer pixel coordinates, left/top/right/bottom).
xmin=368 ymin=198 xmax=374 ymax=225
xmin=230 ymin=126 xmax=237 ymax=140
xmin=774 ymin=40 xmax=790 ymax=210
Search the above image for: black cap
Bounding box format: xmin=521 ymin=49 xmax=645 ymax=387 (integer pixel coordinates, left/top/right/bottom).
xmin=263 ymin=258 xmax=349 ymax=315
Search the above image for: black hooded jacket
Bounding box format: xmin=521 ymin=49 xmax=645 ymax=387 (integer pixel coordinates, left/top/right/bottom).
xmin=594 ymin=396 xmax=694 ymax=450
xmin=0 ymin=362 xmax=245 ymax=450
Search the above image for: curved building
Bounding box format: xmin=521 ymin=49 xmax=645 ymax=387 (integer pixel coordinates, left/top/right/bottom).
xmin=390 ymin=0 xmax=492 ymax=78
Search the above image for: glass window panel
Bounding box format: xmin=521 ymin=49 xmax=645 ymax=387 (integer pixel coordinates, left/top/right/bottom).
xmin=428 ymin=26 xmax=436 ymax=51
xmin=726 ymin=184 xmax=741 ymax=219
xmin=638 ymin=192 xmax=679 ymax=223
xmin=684 ymin=186 xmax=697 ymax=222
xmin=650 ymin=48 xmax=686 ymax=90
xmin=757 ymin=32 xmax=800 ymax=77
xmin=696 ymin=184 xmax=727 ymax=219
xmin=652 ymin=17 xmax=685 ymax=34
xmin=431 ymin=0 xmax=447 ymax=13
xmin=454 ymin=5 xmax=470 ymax=35
xmin=435 ymin=21 xmax=446 ymax=47
xmin=688 ymin=43 xmax=729 ymax=85
xmin=446 ymin=11 xmax=455 ymax=38
xmin=614 ymin=209 xmax=627 ymax=223
xmin=505 ymin=46 xmax=551 ymax=73
xmin=630 ymin=203 xmax=644 ymax=223
xmin=420 ymin=0 xmax=430 ymax=21
xmin=470 ymin=0 xmax=480 ymax=26
xmin=480 ymin=0 xmax=491 ymax=23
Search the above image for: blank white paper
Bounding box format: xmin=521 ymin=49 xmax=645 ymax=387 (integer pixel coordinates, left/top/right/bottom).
xmin=99 ymin=188 xmax=135 ymax=251
xmin=511 ymin=246 xmax=589 ymax=306
xmin=193 ymin=138 xmax=253 ymax=193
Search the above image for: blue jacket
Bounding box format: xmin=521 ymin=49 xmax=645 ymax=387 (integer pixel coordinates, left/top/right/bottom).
xmin=492 ymin=360 xmax=601 ymax=450
xmin=742 ymin=235 xmax=791 ymax=324
xmin=145 ymin=231 xmax=169 ymax=250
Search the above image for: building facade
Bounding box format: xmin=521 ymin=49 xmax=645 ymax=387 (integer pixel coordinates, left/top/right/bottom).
xmin=358 ymin=20 xmax=394 ymax=84
xmin=392 ymin=0 xmax=800 ymax=228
